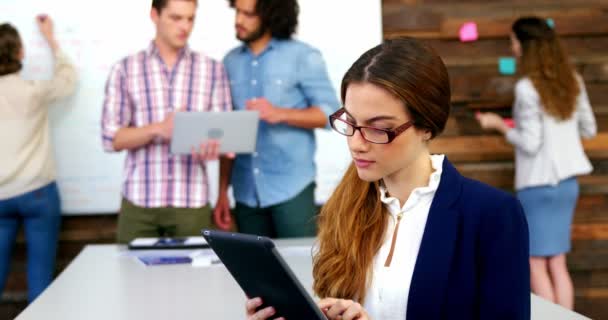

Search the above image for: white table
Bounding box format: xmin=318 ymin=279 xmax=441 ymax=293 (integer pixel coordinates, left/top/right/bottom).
xmin=16 ymin=239 xmax=589 ymax=319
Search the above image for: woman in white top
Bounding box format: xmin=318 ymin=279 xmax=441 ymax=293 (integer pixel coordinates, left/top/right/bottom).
xmin=246 ymin=38 xmax=530 ymax=320
xmin=477 ymin=17 xmax=596 ymax=310
xmin=0 ymin=16 xmax=76 ymax=302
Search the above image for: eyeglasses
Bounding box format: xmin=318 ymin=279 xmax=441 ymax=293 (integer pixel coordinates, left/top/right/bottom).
xmin=329 ymin=108 xmax=414 ymax=144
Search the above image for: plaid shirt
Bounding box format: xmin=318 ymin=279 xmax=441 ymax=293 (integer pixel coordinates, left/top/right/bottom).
xmin=101 ymin=43 xmax=232 ymax=208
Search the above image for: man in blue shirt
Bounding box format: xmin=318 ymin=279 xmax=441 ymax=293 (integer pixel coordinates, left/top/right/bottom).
xmin=214 ymin=0 xmax=339 ymax=237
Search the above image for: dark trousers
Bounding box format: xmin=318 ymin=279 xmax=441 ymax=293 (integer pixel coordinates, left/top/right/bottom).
xmin=116 ymin=198 xmax=214 ymax=244
xmin=234 ymin=183 xmax=317 ymax=238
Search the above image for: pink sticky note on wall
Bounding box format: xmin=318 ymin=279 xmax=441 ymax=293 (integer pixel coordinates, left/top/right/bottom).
xmin=459 ymin=22 xmax=479 ymax=42
xmin=504 ymin=118 xmax=515 ymax=128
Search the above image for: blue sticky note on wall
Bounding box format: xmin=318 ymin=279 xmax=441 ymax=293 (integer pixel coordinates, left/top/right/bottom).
xmin=546 ymin=18 xmax=555 ymax=28
xmin=498 ymin=57 xmax=516 ymax=75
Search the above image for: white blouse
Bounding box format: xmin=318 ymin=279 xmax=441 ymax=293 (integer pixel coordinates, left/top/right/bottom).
xmin=363 ymin=154 xmax=445 ymax=320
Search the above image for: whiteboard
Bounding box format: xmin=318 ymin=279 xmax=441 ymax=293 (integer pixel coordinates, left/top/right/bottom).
xmin=2 ymin=0 xmax=382 ymax=214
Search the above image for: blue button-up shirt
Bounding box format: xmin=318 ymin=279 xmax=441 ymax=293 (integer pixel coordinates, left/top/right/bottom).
xmin=223 ymin=39 xmax=339 ymax=207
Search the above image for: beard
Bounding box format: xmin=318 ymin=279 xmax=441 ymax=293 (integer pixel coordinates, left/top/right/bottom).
xmin=237 ymin=25 xmax=267 ymax=43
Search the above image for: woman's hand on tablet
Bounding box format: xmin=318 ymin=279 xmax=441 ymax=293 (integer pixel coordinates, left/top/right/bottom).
xmin=318 ymin=298 xmax=370 ymax=320
xmin=245 ymin=297 xmax=285 ymax=320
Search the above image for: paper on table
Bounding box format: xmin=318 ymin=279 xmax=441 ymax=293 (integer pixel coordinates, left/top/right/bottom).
xmin=121 ymin=248 xmax=220 ymax=267
xmin=137 ymin=255 xmax=192 ymax=266
xmin=190 ymin=249 xmax=221 ymax=267
xmin=277 ymin=246 xmax=313 ymax=258
xmin=119 ymin=248 xmax=197 ymax=258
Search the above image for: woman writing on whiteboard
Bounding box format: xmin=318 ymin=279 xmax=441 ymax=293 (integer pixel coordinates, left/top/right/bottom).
xmin=246 ymin=37 xmax=530 ymax=319
xmin=0 ymin=15 xmax=77 ymax=302
xmin=477 ymin=17 xmax=596 ymax=309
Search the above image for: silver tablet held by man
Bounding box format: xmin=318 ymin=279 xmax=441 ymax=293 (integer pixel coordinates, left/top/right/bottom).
xmin=170 ymin=111 xmax=259 ymax=155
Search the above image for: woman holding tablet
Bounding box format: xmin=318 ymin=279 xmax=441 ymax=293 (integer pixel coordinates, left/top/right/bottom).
xmin=246 ymin=37 xmax=530 ymax=320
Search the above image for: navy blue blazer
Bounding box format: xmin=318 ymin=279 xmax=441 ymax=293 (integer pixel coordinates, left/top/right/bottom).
xmin=406 ymin=158 xmax=530 ymax=319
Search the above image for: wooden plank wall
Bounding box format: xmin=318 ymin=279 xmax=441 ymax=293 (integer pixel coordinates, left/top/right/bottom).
xmin=384 ymin=0 xmax=608 ymax=318
xmin=2 ymin=0 xmax=607 ymax=318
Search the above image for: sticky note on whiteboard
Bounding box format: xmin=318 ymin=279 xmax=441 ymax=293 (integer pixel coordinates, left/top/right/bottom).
xmin=498 ymin=57 xmax=517 ymax=75
xmin=459 ymin=22 xmax=479 ymax=42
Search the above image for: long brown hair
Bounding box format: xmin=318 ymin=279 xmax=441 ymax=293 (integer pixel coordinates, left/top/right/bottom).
xmin=313 ymin=37 xmax=451 ymax=302
xmin=513 ymin=17 xmax=579 ymax=120
xmin=0 ymin=23 xmax=22 ymax=76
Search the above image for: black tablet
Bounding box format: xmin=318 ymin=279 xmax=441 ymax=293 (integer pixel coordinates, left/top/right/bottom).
xmin=202 ymin=230 xmax=327 ymax=320
xmin=127 ymin=236 xmax=209 ymax=250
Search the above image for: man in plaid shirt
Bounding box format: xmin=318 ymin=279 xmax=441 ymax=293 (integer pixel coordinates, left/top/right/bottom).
xmin=101 ymin=0 xmax=233 ymax=243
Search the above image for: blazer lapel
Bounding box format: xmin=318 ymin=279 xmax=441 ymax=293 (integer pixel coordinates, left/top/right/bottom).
xmin=406 ymin=158 xmax=463 ymax=320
